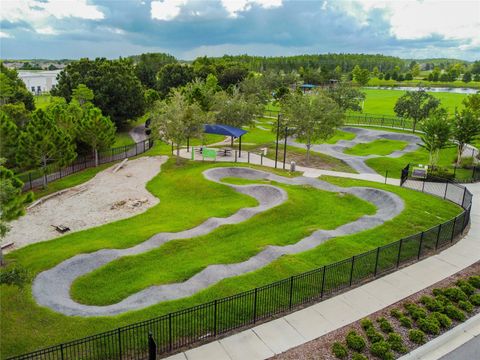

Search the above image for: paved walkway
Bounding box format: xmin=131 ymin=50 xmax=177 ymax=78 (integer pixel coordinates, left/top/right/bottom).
xmin=165 ymin=181 xmax=480 ymax=360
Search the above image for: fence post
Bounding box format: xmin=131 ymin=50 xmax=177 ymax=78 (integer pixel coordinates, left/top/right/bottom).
xmin=117 ymin=328 xmax=122 ymax=359
xmin=168 ymin=313 xmax=173 ymax=352
xmin=60 ymin=343 xmax=65 ymax=360
xmin=385 ymin=170 xmax=388 ymax=184
xmin=213 ymin=299 xmax=218 ymax=336
xmin=248 ymin=152 xmax=250 ymax=164
xmin=421 ymin=179 xmax=425 ymax=192
xmin=396 ymin=239 xmax=403 ymax=268
xmin=235 ymin=150 xmax=238 ymax=162
xmin=135 ymin=143 xmax=138 ymax=156
xmin=451 ymin=217 xmax=457 ymax=242
xmin=148 ymin=332 xmax=157 ymax=360
xmin=349 ymin=256 xmax=355 ymax=286
xmin=435 ymin=224 xmax=442 ymax=249
xmin=320 ymin=265 xmax=326 ymax=298
xmin=260 ymin=153 xmax=263 ymax=165
xmin=374 ymin=247 xmax=380 ymax=276
xmin=289 ymin=276 xmax=294 ymax=309
xmin=253 ymin=288 xmax=258 ymax=324
xmin=417 ymin=232 xmax=424 ymax=259
xmin=444 ymin=183 xmax=448 ymax=199
xmin=461 ymin=188 xmax=467 ymax=208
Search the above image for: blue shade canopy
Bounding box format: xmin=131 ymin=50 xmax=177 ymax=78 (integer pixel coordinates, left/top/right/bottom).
xmin=204 ymin=124 xmax=247 ymax=138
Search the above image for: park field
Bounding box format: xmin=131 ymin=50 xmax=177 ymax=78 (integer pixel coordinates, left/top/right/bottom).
xmin=0 ymin=158 xmax=461 ymax=358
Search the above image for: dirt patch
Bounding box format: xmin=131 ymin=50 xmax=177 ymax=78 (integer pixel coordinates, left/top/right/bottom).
xmin=271 ymin=261 xmax=480 ymax=360
xmin=4 ymin=156 xmax=168 ymax=251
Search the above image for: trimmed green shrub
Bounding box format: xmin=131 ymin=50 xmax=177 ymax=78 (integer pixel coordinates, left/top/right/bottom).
xmin=332 ymin=342 xmax=348 ymax=359
xmin=456 ymin=280 xmax=476 ymax=296
xmin=399 ymin=316 xmax=413 ymax=329
xmin=390 ymin=308 xmax=403 ymax=319
xmin=409 ymin=329 xmax=426 ymax=344
xmin=420 ymin=295 xmax=444 ymax=312
xmin=468 ymin=275 xmax=480 ymax=289
xmin=370 ymin=340 xmax=393 ymax=360
xmin=444 ymin=287 xmax=468 ymax=302
xmin=469 ymin=293 xmax=480 ymax=306
xmin=0 ymin=265 xmax=31 ymax=288
xmin=352 ymin=353 xmax=368 ymax=360
xmin=346 ymin=331 xmax=366 ymax=352
xmin=458 ymin=300 xmax=474 ymax=313
xmin=435 ymin=294 xmax=452 ymax=307
xmin=432 ymin=288 xmax=444 ymax=296
xmin=377 ymin=317 xmax=394 ymax=334
xmin=444 ymin=305 xmax=466 ymax=322
xmin=361 ymin=318 xmax=374 ymax=330
xmin=431 ymin=312 xmax=452 ymax=329
xmin=387 ymin=332 xmax=407 ymax=353
xmin=366 ymin=327 xmax=384 ymax=343
xmin=404 ymin=303 xmax=427 ymax=320
xmin=417 ymin=316 xmax=440 ymax=335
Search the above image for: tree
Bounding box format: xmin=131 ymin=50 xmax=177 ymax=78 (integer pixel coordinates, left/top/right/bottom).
xmin=77 ymin=108 xmax=116 ymax=166
xmin=212 ymin=90 xmax=262 ymax=128
xmin=462 ymin=72 xmax=472 ymax=83
xmin=156 ymin=63 xmax=195 ymax=98
xmin=72 ymin=84 xmax=94 ymax=106
xmin=411 ymin=63 xmax=421 ymax=78
xmin=150 ymin=90 xmax=212 ymax=162
xmin=182 ymin=75 xmax=220 ymax=111
xmin=325 ymin=81 xmax=365 ymax=112
xmin=16 ymin=109 xmax=76 ymax=187
xmin=353 ymin=67 xmax=370 ymax=86
xmin=0 ymin=112 xmax=18 ymax=167
xmin=452 ymin=109 xmax=480 ymax=165
xmin=462 ymin=93 xmax=480 ymax=117
xmin=273 ymin=86 xmax=290 ymax=102
xmin=394 ymin=89 xmax=441 ymax=132
xmin=0 ymin=64 xmax=34 ymax=110
xmin=51 ymin=58 xmax=145 ymax=128
xmin=0 ymin=163 xmax=33 ymax=264
xmin=372 ymin=66 xmax=379 ymax=78
xmin=282 ymin=92 xmax=344 ymax=162
xmin=0 ymin=103 xmax=31 ymax=128
xmin=239 ymin=75 xmax=270 ymax=105
xmin=217 ymin=63 xmax=249 ymax=89
xmin=134 ymin=52 xmax=177 ymax=88
xmin=144 ymin=88 xmax=160 ymax=111
xmin=419 ymin=110 xmax=451 ymax=167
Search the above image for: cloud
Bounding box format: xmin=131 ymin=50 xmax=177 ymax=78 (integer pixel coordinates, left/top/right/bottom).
xmin=0 ymin=31 xmax=13 ymax=38
xmin=1 ymin=0 xmax=104 ymax=35
xmin=151 ymin=0 xmax=188 ymax=21
xmin=220 ymin=0 xmax=283 ymax=17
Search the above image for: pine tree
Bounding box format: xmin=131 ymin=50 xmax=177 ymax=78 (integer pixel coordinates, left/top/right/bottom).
xmin=0 ymin=112 xmax=18 ymax=168
xmin=77 ymin=107 xmax=116 ymax=166
xmin=0 ymin=162 xmax=33 ymax=264
xmin=16 ymin=109 xmax=77 ymax=187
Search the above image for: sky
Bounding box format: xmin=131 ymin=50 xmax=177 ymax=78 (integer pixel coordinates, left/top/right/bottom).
xmin=0 ymin=0 xmax=479 ymax=61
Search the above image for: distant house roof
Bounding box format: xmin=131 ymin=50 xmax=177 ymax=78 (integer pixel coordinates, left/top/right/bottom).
xmin=204 ymin=124 xmax=247 ymax=138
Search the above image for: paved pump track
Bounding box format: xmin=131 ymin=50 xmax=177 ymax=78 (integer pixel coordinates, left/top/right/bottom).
xmin=288 ymin=127 xmax=421 ymax=174
xmin=33 ymin=167 xmax=405 ymax=317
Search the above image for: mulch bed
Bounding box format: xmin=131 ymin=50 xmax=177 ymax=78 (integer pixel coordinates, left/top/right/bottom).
xmin=271 ymin=261 xmax=480 ymax=360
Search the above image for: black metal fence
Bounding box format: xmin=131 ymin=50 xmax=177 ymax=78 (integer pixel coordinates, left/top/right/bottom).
xmin=18 ymin=139 xmax=154 ymax=191
xmin=9 ymin=171 xmax=473 ymax=360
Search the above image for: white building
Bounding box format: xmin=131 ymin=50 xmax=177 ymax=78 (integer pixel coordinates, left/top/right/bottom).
xmin=18 ymin=70 xmax=61 ymax=95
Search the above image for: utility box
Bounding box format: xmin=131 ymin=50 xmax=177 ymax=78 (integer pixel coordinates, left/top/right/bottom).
xmin=290 ymin=161 xmax=296 ymax=172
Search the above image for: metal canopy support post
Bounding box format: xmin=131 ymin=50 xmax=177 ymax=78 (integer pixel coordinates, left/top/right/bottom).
xmin=239 ymin=136 xmax=242 ymax=158
xmin=283 ymin=126 xmax=288 ymax=170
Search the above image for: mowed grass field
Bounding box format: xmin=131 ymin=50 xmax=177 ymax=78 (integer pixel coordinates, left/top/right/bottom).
xmin=344 ymin=139 xmax=409 ymax=156
xmin=357 ymin=89 xmax=468 ymax=116
xmin=1 ymin=158 xmax=461 ymax=358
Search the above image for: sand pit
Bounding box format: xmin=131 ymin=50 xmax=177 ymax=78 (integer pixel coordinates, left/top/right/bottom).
xmin=4 ymin=156 xmax=168 ymax=251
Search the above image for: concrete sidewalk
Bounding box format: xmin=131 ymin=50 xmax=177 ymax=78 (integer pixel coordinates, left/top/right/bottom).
xmin=165 ymin=181 xmax=480 ymax=360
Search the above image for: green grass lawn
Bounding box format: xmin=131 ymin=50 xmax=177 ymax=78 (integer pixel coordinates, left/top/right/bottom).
xmin=344 ymin=139 xmax=409 ymax=156
xmin=70 ymin=181 xmax=375 ymax=305
xmin=33 ymin=94 xmax=52 ymax=109
xmin=113 ymin=132 xmax=135 ymax=147
xmin=357 ymin=89 xmax=468 ymax=116
xmin=0 ymin=160 xmax=462 ymax=357
xmin=365 ymin=145 xmax=475 ymax=181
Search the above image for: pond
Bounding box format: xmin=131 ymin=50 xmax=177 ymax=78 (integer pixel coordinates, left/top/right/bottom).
xmin=366 ymin=86 xmax=478 ymax=94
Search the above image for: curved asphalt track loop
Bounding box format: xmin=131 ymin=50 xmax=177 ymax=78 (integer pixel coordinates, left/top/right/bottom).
xmin=33 ymin=167 xmax=404 ymax=317
xmin=288 ymin=127 xmax=421 ymax=174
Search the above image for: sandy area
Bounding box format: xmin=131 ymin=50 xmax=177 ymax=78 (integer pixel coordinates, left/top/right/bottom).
xmin=4 ymin=156 xmax=168 ymax=251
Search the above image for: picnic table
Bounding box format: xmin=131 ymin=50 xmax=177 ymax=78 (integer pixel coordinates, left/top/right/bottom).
xmin=220 ymin=148 xmax=232 ymax=157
